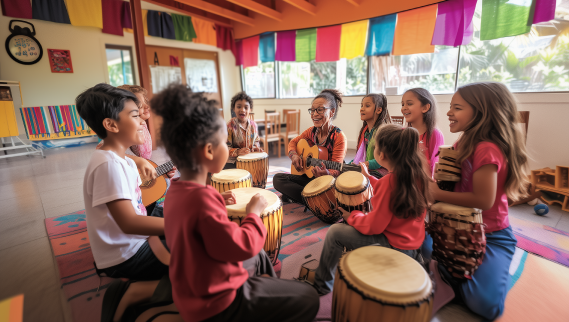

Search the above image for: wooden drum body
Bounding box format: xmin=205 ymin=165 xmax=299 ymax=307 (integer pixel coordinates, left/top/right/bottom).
xmin=334 ymin=171 xmax=373 ymax=213
xmin=428 ymin=202 xmax=486 ymax=279
xmin=226 ymin=187 xmax=283 ymax=264
xmin=211 ymin=169 xmax=252 ymax=193
xmin=236 ymin=152 xmax=269 ymax=189
xmin=302 ymin=175 xmax=343 ymax=224
xmin=333 ymin=246 xmax=433 ymax=322
xmin=434 ymin=146 xmax=461 ymax=192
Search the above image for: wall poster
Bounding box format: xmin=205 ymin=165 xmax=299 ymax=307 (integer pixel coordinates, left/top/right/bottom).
xmin=47 ymin=49 xmax=73 ymax=73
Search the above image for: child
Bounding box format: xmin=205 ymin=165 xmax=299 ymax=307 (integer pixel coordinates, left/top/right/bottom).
xmin=353 ymin=93 xmax=391 ymax=177
xmin=428 ymin=82 xmax=528 ymax=320
xmin=76 ymin=84 xmax=168 ymax=281
xmin=401 ymin=88 xmax=445 ymax=175
xmin=313 ymin=124 xmax=431 ymax=295
xmin=154 ymin=85 xmax=319 ymax=321
xmin=225 ymin=91 xmax=263 ymax=169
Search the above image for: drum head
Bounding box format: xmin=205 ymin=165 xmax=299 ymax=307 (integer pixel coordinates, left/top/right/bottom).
xmin=341 ymin=246 xmax=432 ymax=304
xmin=237 ymin=152 xmax=268 ymax=161
xmin=211 ymin=169 xmax=251 ymax=183
xmin=302 ymin=175 xmax=335 ymax=197
xmin=226 ymin=187 xmax=281 ymax=217
xmin=335 ymin=171 xmax=368 ymax=193
xmin=430 ymin=202 xmax=481 ymax=217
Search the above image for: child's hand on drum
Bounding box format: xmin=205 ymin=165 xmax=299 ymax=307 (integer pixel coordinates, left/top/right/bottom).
xmin=246 ymin=193 xmax=268 ymax=216
xmin=252 ymin=147 xmax=264 ymax=153
xmin=238 ymin=148 xmax=251 ymax=155
xmin=339 ymin=207 xmax=351 ymax=221
xmin=359 ymin=162 xmax=370 ymax=179
xmin=221 ymin=191 xmax=236 ymax=205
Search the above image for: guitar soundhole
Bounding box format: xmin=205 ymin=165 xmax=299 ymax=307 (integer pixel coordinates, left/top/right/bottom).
xmin=140 ymin=179 xmax=156 ymax=189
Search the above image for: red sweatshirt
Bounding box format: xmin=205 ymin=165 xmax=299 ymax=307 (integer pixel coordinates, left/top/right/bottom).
xmin=164 ymin=180 xmax=266 ymax=322
xmin=346 ymin=173 xmax=426 ymax=250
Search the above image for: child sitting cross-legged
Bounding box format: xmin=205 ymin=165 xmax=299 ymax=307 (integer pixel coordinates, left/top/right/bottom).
xmin=152 ymin=85 xmax=319 ymax=322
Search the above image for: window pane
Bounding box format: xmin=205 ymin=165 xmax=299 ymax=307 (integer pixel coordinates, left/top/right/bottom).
xmin=370 ymin=46 xmax=458 ymax=95
xmin=106 ymin=48 xmax=134 ymax=87
xmin=457 ymin=0 xmax=569 ymax=92
xmin=243 ymin=62 xmax=275 ymax=98
xmin=279 ymin=57 xmax=367 ymax=98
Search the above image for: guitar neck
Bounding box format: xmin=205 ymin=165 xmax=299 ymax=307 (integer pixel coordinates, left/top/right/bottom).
xmin=155 ymin=161 xmax=174 ymax=176
xmin=311 ymin=158 xmax=360 ymax=173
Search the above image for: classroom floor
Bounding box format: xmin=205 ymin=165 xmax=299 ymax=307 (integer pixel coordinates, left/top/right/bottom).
xmin=1 ymin=143 xmax=568 ymax=322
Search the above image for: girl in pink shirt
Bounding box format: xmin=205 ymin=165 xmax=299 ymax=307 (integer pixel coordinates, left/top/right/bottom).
xmin=428 ymin=82 xmax=529 ymax=320
xmin=313 ymin=124 xmax=432 ymax=295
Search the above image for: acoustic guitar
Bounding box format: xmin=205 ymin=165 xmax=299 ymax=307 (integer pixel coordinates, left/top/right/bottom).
xmin=291 ymin=139 xmax=361 ymax=178
xmin=139 ymin=159 xmax=175 ymax=207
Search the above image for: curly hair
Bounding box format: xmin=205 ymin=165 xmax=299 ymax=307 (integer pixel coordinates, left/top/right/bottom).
xmin=150 ymin=84 xmax=223 ymax=172
xmin=118 ymin=85 xmax=149 ymax=107
xmin=230 ymin=91 xmax=253 ymax=111
xmin=313 ymin=89 xmax=342 ymax=120
xmin=75 ymin=83 xmax=138 ymax=139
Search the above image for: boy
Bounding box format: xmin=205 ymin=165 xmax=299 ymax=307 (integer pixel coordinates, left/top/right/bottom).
xmin=76 ymin=84 xmax=168 ymax=281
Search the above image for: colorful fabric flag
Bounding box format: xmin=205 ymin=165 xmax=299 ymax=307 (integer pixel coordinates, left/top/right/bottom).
xmin=124 ymin=9 xmax=148 ymax=37
xmin=295 ymin=28 xmax=317 ymax=62
xmin=393 ymin=4 xmax=438 ymax=56
xmin=192 ymin=18 xmax=217 ymax=46
xmin=316 ymin=25 xmax=342 ymax=62
xmin=216 ymin=24 xmax=235 ymax=51
xmin=366 ymin=14 xmax=397 ymax=56
xmin=32 ymin=0 xmax=70 ymax=24
xmin=65 ymin=0 xmax=103 ymax=29
xmin=121 ymin=1 xmax=132 ymax=29
xmin=160 ymin=12 xmax=176 ymax=40
xmin=259 ymin=32 xmax=275 ymax=63
xmin=340 ymin=20 xmax=369 ymax=59
xmin=533 ymin=0 xmax=556 ymax=24
xmin=480 ymin=0 xmax=532 ymax=40
xmin=275 ymin=30 xmax=296 ymax=61
xmin=147 ymin=10 xmax=162 ymax=37
xmin=172 ymin=14 xmax=197 ymax=41
xmin=431 ymin=0 xmax=477 ymax=46
xmin=242 ymin=36 xmax=260 ymax=68
xmin=102 ymin=0 xmax=124 ymax=36
xmin=1 ymin=0 xmax=32 ymax=19
xmin=234 ymin=39 xmax=243 ymax=66
xmin=0 ymin=294 xmax=23 ymax=322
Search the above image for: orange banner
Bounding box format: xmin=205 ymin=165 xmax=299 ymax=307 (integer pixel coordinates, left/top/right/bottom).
xmin=392 ymin=4 xmax=438 ymax=56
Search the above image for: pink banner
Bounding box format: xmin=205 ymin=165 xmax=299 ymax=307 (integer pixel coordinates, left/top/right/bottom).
xmin=275 ymin=30 xmax=296 ymax=61
xmin=431 ymin=0 xmax=477 ymax=47
xmin=533 ymin=0 xmax=556 ymax=24
xmin=242 ymin=36 xmax=259 ymax=68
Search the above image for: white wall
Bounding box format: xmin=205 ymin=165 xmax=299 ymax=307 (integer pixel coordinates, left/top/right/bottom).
xmin=253 ymin=92 xmax=569 ymax=170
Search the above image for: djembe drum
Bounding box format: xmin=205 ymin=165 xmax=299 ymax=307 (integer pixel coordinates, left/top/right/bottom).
xmin=334 ymin=171 xmax=373 ymax=213
xmin=333 ymin=246 xmax=433 ymax=322
xmin=428 ymin=202 xmax=486 ymax=279
xmin=210 ymin=169 xmax=252 ymax=193
xmin=226 ymin=187 xmax=283 ymax=264
xmin=434 ymin=146 xmax=461 ymax=192
xmin=236 ymin=152 xmax=269 ymax=189
xmin=301 ymin=175 xmax=343 ymax=224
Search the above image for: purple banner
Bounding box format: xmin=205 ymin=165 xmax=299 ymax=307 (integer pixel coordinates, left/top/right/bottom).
xmin=431 ymin=0 xmax=477 ymax=47
xmin=275 ymin=30 xmax=296 ymax=62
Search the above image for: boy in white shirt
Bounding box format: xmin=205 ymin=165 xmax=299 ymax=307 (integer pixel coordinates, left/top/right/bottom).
xmin=77 ymin=84 xmax=168 ymax=281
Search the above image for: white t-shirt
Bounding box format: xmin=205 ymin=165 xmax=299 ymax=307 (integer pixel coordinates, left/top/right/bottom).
xmin=83 ymin=150 xmax=149 ymax=269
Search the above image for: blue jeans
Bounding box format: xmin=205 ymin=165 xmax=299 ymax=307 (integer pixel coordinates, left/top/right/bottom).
xmin=424 ymin=226 xmax=517 ymax=320
xmin=313 ymin=224 xmax=419 ymax=294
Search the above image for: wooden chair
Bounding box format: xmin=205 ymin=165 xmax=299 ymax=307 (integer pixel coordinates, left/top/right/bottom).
xmin=280 ymin=110 xmax=301 ymax=152
xmin=248 ymin=112 xmax=255 ymax=121
xmin=260 ymin=111 xmax=282 ymax=157
xmin=518 ymin=111 xmax=529 ymax=144
xmin=391 ymin=116 xmax=404 ymax=126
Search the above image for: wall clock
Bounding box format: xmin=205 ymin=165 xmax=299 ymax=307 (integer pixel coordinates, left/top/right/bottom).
xmin=5 ymin=20 xmax=43 ymax=65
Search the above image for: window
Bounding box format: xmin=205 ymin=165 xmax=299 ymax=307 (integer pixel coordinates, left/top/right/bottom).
xmin=243 ymin=62 xmax=275 ymax=98
xmin=105 ymin=45 xmax=135 ymax=87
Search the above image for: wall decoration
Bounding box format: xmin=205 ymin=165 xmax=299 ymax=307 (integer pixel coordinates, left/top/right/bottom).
xmin=150 ymin=66 xmax=182 ymax=93
xmin=5 ymin=20 xmax=43 ymax=65
xmin=47 ymin=49 xmax=73 ymax=73
xmin=184 ymin=58 xmax=218 ymax=93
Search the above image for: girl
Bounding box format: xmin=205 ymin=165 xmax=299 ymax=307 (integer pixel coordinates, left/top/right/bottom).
xmin=313 ymin=124 xmax=431 ymax=295
xmin=273 ymin=89 xmax=347 ymax=204
xmin=353 ymin=93 xmax=391 ymax=177
xmin=225 ymin=91 xmax=263 ymax=169
xmin=401 ymin=88 xmax=445 ymax=175
xmin=429 ymin=82 xmax=529 ymax=320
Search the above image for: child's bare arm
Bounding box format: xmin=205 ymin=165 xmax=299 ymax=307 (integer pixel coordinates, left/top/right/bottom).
xmin=107 ymin=199 xmax=164 ymax=235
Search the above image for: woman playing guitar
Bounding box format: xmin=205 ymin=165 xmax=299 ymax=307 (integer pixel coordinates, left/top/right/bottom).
xmin=273 ymin=89 xmax=347 ymax=204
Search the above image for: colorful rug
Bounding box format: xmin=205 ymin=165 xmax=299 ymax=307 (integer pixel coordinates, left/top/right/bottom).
xmin=509 ymin=216 xmax=569 ymax=268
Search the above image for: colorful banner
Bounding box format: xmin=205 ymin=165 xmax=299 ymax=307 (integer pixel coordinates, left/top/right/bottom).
xmin=20 ymin=105 xmax=94 ymax=141
xmin=316 ymin=25 xmax=342 ymax=62
xmin=480 ymin=0 xmax=532 ymax=40
xmin=234 ymin=39 xmax=243 ymax=66
xmin=340 ymin=20 xmax=369 ymax=59
xmin=173 ymin=14 xmax=197 ymax=41
xmin=366 ymin=14 xmax=397 ymax=56
xmin=296 ymin=28 xmax=317 ymax=62
xmin=192 ymin=18 xmax=216 ymax=46
xmin=121 ymin=1 xmax=132 ymax=29
xmin=124 ymin=9 xmax=148 ymax=37
xmin=242 ymin=36 xmax=260 ymax=68
xmin=65 ymin=0 xmax=103 ymax=29
xmin=533 ymin=0 xmax=557 ymax=24
xmin=1 ymin=0 xmax=32 ymax=19
xmin=0 ymin=294 xmax=23 ymax=322
xmin=32 ymin=0 xmax=70 ymax=24
xmin=259 ymin=32 xmax=275 ymax=63
xmin=216 ymin=24 xmax=234 ymax=51
xmin=275 ymin=30 xmax=296 ymax=62
xmin=102 ymin=0 xmax=124 ymax=36
xmin=393 ymin=4 xmax=438 ymax=56
xmin=431 ymin=0 xmax=477 ymax=47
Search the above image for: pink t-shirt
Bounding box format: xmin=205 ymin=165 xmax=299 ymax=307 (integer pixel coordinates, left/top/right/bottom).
xmin=454 ymin=142 xmax=509 ymax=232
xmin=417 ymin=128 xmax=444 ymax=176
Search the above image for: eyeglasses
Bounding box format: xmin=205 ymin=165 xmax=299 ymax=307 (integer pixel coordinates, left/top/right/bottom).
xmin=307 ymin=107 xmax=332 ymax=115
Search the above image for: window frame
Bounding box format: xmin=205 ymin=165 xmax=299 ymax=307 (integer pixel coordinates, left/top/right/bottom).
xmin=105 ymin=44 xmax=137 ymax=86
xmin=241 ymin=62 xmax=278 ymax=99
